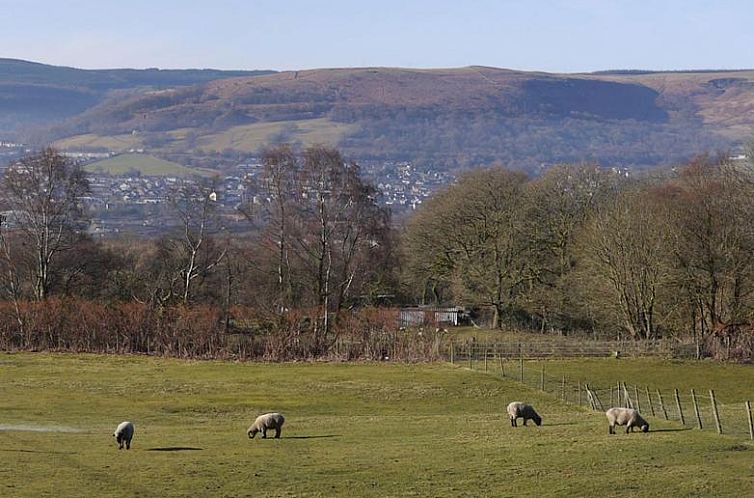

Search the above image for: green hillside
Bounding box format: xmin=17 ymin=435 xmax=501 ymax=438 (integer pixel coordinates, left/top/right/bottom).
xmin=84 ymin=153 xmax=218 ymax=177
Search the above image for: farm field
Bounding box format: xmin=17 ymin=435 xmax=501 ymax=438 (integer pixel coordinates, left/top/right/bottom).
xmin=84 ymin=153 xmax=219 ymax=177
xmin=1 ymin=354 xmax=754 ymax=497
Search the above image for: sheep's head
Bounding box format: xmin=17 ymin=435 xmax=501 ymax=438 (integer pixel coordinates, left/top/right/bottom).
xmin=248 ymin=428 xmax=258 ymax=439
xmin=533 ymin=414 xmax=543 ymax=426
xmin=641 ymin=423 xmax=649 ymax=433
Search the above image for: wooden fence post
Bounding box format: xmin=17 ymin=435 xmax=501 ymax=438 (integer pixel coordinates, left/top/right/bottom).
xmin=468 ymin=344 xmax=473 ymax=370
xmin=585 ymin=384 xmax=594 ymax=410
xmin=610 ymin=386 xmax=614 ymax=408
xmin=561 ymin=375 xmax=566 ymax=402
xmin=710 ymin=390 xmax=722 ymax=435
xmin=657 ymin=389 xmax=668 ymax=420
xmin=578 ymin=381 xmax=582 ymax=407
xmin=617 ymin=382 xmax=622 ymax=407
xmin=746 ymin=401 xmax=754 ymax=440
xmin=484 ymin=347 xmax=488 ymax=372
xmin=634 ymin=385 xmax=641 ymax=413
xmin=623 ymin=382 xmax=633 ymax=409
xmin=645 ymin=386 xmax=655 ymax=417
xmin=540 ymin=363 xmax=545 ymax=391
xmin=674 ymin=388 xmax=685 ymax=425
xmin=691 ymin=389 xmax=703 ymax=429
xmin=519 ymin=345 xmax=524 ymax=383
xmin=499 ymin=354 xmax=504 ymax=377
xmin=450 ymin=341 xmax=454 ymax=364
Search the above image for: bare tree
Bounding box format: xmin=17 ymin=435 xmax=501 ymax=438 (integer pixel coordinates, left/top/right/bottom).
xmin=580 ymin=190 xmax=672 ymax=339
xmin=1 ymin=148 xmax=89 ymax=300
xmin=405 ymin=167 xmax=532 ymax=328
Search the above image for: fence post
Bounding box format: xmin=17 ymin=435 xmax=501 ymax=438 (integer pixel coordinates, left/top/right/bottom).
xmin=691 ymin=389 xmax=703 ymax=429
xmin=610 ymin=386 xmax=614 ymax=408
xmin=633 ymin=385 xmax=641 ymax=413
xmin=710 ymin=390 xmax=722 ymax=435
xmin=468 ymin=344 xmax=473 ymax=370
xmin=746 ymin=401 xmax=754 ymax=440
xmin=578 ymin=381 xmax=582 ymax=407
xmin=645 ymin=386 xmax=655 ymax=417
xmin=499 ymin=354 xmax=504 ymax=377
xmin=617 ymin=382 xmax=622 ymax=407
xmin=657 ymin=389 xmax=668 ymax=420
xmin=519 ymin=345 xmax=524 ymax=383
xmin=623 ymin=382 xmax=633 ymax=409
xmin=484 ymin=347 xmax=488 ymax=372
xmin=450 ymin=341 xmax=454 ymax=364
xmin=674 ymin=389 xmax=685 ymax=425
xmin=585 ymin=384 xmax=594 ymax=410
xmin=561 ymin=375 xmax=566 ymax=402
xmin=540 ymin=363 xmax=545 ymax=391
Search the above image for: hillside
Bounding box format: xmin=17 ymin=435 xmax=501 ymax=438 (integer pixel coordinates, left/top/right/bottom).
xmin=0 ymin=59 xmax=274 ymax=137
xmin=84 ymin=153 xmax=218 ymax=177
xmin=13 ymin=63 xmax=754 ymax=170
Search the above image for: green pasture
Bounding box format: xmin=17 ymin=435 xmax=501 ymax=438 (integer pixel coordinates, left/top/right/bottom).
xmin=1 ymin=353 xmax=754 ymax=497
xmin=197 ymin=118 xmax=357 ymax=153
xmin=84 ymin=153 xmax=218 ymax=177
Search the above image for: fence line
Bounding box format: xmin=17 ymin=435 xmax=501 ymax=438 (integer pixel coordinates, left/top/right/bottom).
xmin=451 ymin=338 xmax=695 ymax=360
xmin=450 ymin=347 xmax=754 ymax=440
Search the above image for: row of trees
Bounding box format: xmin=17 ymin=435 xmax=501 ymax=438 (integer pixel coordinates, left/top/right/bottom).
xmin=1 ymin=146 xmax=753 ymax=359
xmin=405 ymin=155 xmax=754 ymax=358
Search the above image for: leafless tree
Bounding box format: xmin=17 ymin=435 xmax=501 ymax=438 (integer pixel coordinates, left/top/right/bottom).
xmin=1 ymin=148 xmax=89 ymax=301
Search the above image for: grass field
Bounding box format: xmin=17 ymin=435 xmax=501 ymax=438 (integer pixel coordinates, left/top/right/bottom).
xmin=84 ymin=153 xmax=218 ymax=177
xmin=197 ymin=118 xmax=358 ymax=153
xmin=2 ymin=354 xmax=754 ymax=497
xmin=54 ymin=118 xmax=357 ymax=157
xmin=54 ymin=133 xmax=144 ymax=152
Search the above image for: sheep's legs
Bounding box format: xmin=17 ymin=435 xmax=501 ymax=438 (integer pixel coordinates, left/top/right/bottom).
xmin=609 ymin=425 xmax=614 ymax=434
xmin=126 ymin=440 xmax=131 ymax=449
xmin=510 ymin=418 xmax=517 ymax=427
xmin=262 ymin=428 xmax=268 ymax=438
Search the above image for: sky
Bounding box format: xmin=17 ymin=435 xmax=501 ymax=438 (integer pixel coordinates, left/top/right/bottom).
xmin=2 ymin=0 xmax=753 ymax=73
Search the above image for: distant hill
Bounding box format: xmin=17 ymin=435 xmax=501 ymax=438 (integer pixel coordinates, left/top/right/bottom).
xmin=0 ymin=59 xmax=275 ymax=137
xmin=9 ymin=62 xmax=754 ymax=171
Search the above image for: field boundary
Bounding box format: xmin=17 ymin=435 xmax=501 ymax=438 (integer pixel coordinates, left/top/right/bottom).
xmin=453 ymin=352 xmax=754 ymax=440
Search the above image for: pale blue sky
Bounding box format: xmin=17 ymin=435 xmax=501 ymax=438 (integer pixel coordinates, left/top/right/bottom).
xmin=2 ymin=0 xmax=752 ymax=72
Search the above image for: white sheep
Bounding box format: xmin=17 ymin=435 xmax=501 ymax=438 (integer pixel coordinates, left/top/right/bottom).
xmin=507 ymin=402 xmax=542 ymax=427
xmin=247 ymin=413 xmax=285 ymax=439
xmin=113 ymin=421 xmax=135 ymax=449
xmin=606 ymin=407 xmax=649 ymax=434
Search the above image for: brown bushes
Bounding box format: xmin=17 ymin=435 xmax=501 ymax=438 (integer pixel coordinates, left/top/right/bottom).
xmin=0 ymin=300 xmax=440 ymax=361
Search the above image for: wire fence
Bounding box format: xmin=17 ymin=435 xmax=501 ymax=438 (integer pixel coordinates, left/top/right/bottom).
xmin=451 ymin=345 xmax=754 ymax=440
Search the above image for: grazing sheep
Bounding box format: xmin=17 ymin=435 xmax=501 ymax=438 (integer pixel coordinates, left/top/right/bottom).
xmin=113 ymin=421 xmax=135 ymax=450
xmin=247 ymin=413 xmax=285 ymax=439
xmin=507 ymin=402 xmax=542 ymax=427
xmin=606 ymin=407 xmax=649 ymax=434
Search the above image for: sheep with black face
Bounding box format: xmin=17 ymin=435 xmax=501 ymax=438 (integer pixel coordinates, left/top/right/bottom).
xmin=606 ymin=407 xmax=649 ymax=434
xmin=247 ymin=413 xmax=285 ymax=439
xmin=507 ymin=402 xmax=542 ymax=427
xmin=113 ymin=421 xmax=135 ymax=449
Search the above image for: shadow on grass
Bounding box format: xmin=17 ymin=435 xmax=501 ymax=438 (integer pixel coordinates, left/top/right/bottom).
xmin=285 ymin=435 xmax=340 ymax=440
xmin=0 ymin=448 xmax=76 ymax=455
xmin=541 ymin=422 xmax=579 ymax=427
xmin=650 ymin=427 xmax=693 ymax=433
xmin=145 ymin=447 xmax=203 ymax=452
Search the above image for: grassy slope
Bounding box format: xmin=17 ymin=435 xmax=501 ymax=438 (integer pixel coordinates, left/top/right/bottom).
xmin=1 ymin=354 xmax=754 ymax=497
xmin=55 ymin=118 xmax=356 ymax=155
xmin=84 ymin=153 xmax=218 ymax=177
xmin=198 ymin=118 xmax=358 ymax=153
xmin=54 ymin=133 xmax=144 ymax=151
